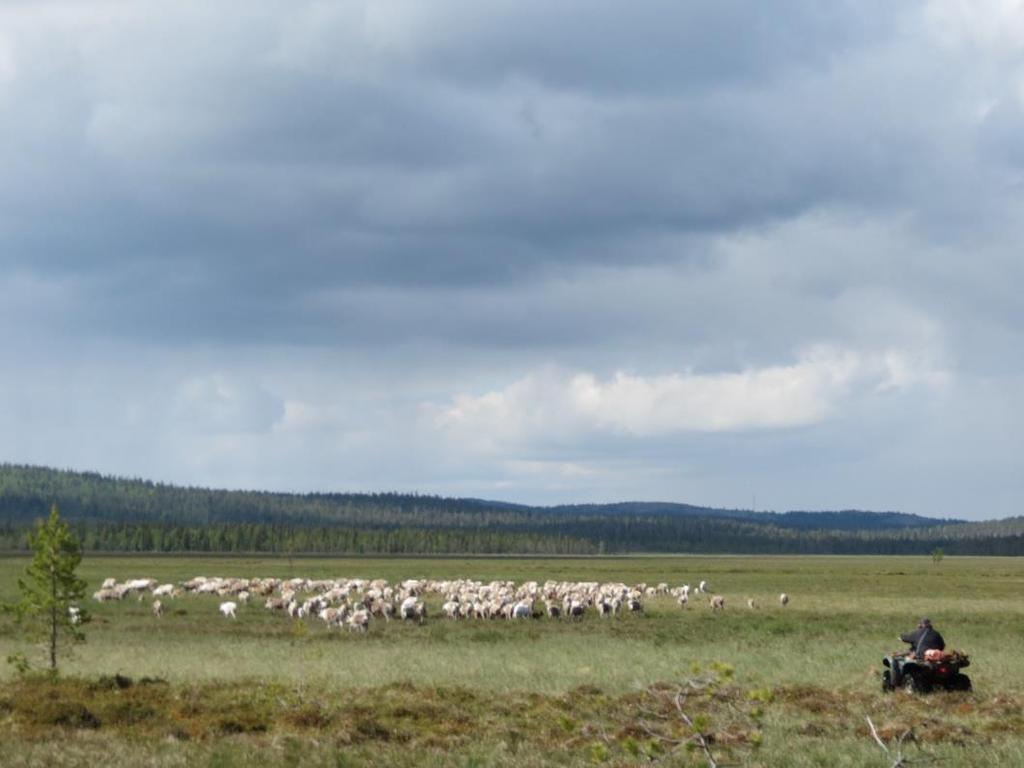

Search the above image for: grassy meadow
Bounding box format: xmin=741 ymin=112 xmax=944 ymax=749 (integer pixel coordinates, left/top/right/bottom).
xmin=1 ymin=554 xmax=1023 ymax=766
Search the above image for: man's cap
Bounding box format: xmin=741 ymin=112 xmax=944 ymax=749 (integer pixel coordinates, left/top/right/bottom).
xmin=919 ymin=617 xmax=932 ymax=627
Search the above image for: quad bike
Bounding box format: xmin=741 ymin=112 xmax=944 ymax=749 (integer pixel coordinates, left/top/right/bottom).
xmin=882 ymin=648 xmax=971 ymax=693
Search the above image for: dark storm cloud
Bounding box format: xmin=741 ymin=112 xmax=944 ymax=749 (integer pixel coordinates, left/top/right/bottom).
xmin=0 ymin=0 xmax=932 ymax=350
xmin=376 ymin=1 xmax=895 ymax=95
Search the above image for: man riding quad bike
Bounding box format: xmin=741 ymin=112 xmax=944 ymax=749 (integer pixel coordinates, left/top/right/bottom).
xmin=882 ymin=618 xmax=971 ymax=693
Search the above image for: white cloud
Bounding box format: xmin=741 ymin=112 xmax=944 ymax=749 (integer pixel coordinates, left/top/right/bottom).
xmin=925 ymin=0 xmax=1024 ymax=52
xmin=431 ymin=348 xmax=948 ymax=449
xmin=272 ymin=400 xmax=351 ymax=433
xmin=175 ymin=373 xmax=283 ymax=434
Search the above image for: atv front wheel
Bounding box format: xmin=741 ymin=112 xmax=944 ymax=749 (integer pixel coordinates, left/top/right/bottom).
xmin=904 ymin=669 xmax=932 ymax=694
xmin=882 ymin=670 xmax=895 ymax=692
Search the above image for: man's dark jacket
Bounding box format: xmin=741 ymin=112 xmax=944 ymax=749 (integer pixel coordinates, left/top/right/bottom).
xmin=900 ymin=626 xmax=945 ymax=658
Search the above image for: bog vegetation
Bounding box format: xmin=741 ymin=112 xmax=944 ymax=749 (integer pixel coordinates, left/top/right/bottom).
xmin=1 ymin=553 xmax=1024 ymax=766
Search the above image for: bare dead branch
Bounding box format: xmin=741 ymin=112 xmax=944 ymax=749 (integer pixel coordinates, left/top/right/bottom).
xmin=675 ymin=692 xmax=719 ymax=768
xmin=636 ymin=719 xmax=688 ymax=746
xmin=867 ymin=717 xmax=890 ymax=753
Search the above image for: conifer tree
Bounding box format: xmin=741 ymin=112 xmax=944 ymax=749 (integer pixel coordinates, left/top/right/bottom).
xmin=8 ymin=504 xmax=89 ymax=671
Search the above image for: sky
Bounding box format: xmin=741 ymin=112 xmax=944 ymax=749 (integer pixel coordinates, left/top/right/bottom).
xmin=1 ymin=1 xmax=1022 ymax=519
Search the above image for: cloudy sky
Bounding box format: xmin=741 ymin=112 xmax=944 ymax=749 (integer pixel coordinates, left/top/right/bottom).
xmin=1 ymin=1 xmax=1022 ymax=519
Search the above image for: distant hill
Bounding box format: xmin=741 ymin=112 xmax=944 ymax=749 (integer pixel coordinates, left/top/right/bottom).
xmin=544 ymin=502 xmax=958 ymax=530
xmin=0 ymin=463 xmax=1019 ymax=555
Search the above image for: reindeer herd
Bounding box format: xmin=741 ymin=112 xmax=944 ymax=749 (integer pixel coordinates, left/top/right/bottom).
xmin=90 ymin=575 xmax=791 ymax=633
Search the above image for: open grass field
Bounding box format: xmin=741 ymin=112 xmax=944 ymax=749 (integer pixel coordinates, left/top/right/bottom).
xmin=2 ymin=554 xmax=1023 ymax=766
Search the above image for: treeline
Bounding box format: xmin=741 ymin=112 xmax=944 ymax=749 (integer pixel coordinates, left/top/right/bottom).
xmin=1 ymin=517 xmax=1022 ymax=556
xmin=0 ymin=521 xmax=598 ymax=556
xmin=1 ymin=464 xmax=1022 ymax=555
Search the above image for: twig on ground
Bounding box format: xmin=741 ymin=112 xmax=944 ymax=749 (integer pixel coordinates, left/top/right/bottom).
xmin=865 ymin=716 xmax=933 ymax=768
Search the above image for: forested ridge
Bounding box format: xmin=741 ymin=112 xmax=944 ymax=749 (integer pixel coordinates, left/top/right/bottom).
xmin=1 ymin=464 xmax=1021 ymax=555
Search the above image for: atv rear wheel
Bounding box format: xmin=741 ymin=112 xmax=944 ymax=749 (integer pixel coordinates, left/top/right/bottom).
xmin=944 ymin=673 xmax=972 ymax=692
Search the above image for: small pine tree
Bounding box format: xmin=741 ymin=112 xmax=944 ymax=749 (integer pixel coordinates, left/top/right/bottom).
xmin=931 ymin=547 xmax=945 ymax=565
xmin=7 ymin=504 xmax=89 ymax=672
